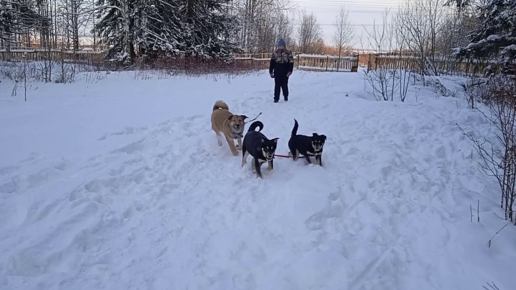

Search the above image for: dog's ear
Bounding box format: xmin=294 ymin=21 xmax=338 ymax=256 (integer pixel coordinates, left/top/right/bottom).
xmin=312 ymin=133 xmax=319 ymax=137
xmin=228 ymin=115 xmax=233 ymax=121
xmin=271 ymin=138 xmax=279 ymax=144
xmin=241 ymin=115 xmax=248 ymax=120
xmin=321 ymin=135 xmax=327 ymax=141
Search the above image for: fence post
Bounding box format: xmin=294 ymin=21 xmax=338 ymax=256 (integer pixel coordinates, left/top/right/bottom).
xmin=61 ymin=49 xmax=65 ymax=83
xmin=325 ymin=56 xmax=329 ymax=71
xmin=297 ymin=54 xmax=300 ymax=69
xmin=351 ymin=54 xmax=358 ymax=72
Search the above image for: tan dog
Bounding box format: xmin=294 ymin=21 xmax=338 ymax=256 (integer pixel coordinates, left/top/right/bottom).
xmin=211 ymin=100 xmax=247 ymax=156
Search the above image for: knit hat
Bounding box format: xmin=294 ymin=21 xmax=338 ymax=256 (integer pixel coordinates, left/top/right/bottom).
xmin=278 ymin=38 xmax=286 ymax=47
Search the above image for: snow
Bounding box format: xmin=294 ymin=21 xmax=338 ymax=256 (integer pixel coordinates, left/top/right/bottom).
xmin=1 ymin=68 xmax=516 ymax=290
xmin=503 ymin=44 xmax=516 ymax=51
xmin=487 ymin=34 xmax=500 ymax=41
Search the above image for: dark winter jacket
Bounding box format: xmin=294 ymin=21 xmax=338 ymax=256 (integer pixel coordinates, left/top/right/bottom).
xmin=269 ymin=49 xmax=294 ymax=77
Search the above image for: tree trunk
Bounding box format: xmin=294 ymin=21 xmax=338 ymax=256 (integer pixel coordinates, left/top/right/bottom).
xmin=337 ymin=45 xmax=342 ymax=71
xmin=72 ymin=0 xmax=79 ymax=51
xmin=122 ymin=1 xmax=134 ymax=63
xmin=187 ymin=0 xmax=195 ymax=22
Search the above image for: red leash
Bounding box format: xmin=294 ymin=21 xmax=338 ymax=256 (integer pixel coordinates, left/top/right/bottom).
xmin=275 ymin=154 xmax=291 ymax=158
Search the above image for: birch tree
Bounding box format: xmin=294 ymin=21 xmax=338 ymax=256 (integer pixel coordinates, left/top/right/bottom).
xmin=333 ymin=6 xmax=353 ymax=68
xmin=297 ymin=10 xmax=321 ymax=53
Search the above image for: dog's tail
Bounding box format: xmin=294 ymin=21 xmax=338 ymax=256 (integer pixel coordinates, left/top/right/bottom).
xmin=248 ymin=121 xmax=264 ymax=132
xmin=213 ymin=100 xmax=229 ymax=111
xmin=291 ymin=119 xmax=299 ymax=136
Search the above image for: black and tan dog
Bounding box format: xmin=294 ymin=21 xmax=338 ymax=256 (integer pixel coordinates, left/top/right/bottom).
xmin=242 ymin=121 xmax=279 ymax=178
xmin=211 ymin=100 xmax=248 ymax=156
xmin=288 ymin=119 xmax=327 ymax=166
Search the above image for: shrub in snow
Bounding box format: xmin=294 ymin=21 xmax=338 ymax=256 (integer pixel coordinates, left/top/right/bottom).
xmin=363 ymin=67 xmax=413 ymax=102
xmin=462 ymin=75 xmax=516 ymax=224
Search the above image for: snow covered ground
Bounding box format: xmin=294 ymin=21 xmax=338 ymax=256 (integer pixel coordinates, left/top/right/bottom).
xmin=0 ymin=68 xmax=515 ymax=290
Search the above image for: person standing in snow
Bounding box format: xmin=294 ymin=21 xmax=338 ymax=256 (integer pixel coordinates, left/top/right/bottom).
xmin=269 ymin=38 xmax=294 ymax=103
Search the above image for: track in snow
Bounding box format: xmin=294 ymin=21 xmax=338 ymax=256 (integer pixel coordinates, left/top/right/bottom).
xmin=0 ymin=71 xmax=514 ymax=290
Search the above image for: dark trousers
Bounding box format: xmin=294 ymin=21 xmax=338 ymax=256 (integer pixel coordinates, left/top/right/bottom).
xmin=274 ymin=75 xmax=289 ymax=101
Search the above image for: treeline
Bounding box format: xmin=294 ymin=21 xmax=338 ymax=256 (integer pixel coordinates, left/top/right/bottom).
xmin=0 ymin=0 xmax=514 ymax=68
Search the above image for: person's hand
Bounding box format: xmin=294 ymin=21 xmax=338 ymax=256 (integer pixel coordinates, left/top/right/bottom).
xmin=270 ymin=73 xmax=274 ymax=78
xmin=286 ymin=72 xmax=292 ymax=77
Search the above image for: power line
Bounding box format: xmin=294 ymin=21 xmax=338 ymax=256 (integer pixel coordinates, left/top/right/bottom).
xmin=290 ymin=0 xmax=458 ymax=12
xmin=291 ymin=0 xmax=402 ymax=9
xmin=291 ymin=0 xmax=401 ymax=5
xmin=296 ymin=4 xmax=399 ymax=9
xmin=291 ymin=23 xmax=390 ymax=26
xmin=297 ymin=9 xmax=399 ymax=13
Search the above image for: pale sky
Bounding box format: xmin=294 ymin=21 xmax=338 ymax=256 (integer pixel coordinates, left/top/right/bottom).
xmin=289 ymin=0 xmax=402 ymax=50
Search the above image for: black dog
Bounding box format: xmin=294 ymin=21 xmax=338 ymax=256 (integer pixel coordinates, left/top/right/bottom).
xmin=288 ymin=119 xmax=327 ymax=166
xmin=242 ymin=121 xmax=279 ymax=178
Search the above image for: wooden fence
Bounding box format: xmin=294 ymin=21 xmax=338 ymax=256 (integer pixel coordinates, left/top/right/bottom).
xmin=0 ymin=49 xmax=105 ymax=64
xmin=234 ymin=53 xmax=359 ymax=72
xmin=368 ymin=53 xmax=499 ymax=76
xmin=296 ymin=54 xmax=359 ymax=72
xmin=0 ymin=49 xmax=359 ymax=73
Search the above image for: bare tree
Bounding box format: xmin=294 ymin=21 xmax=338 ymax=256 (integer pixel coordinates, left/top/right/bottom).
xmin=443 ymin=1 xmax=480 ymax=50
xmin=232 ymin=0 xmax=294 ymax=53
xmin=297 ymin=10 xmax=321 ymax=54
xmin=433 ymin=9 xmax=479 ymax=75
xmin=276 ymin=11 xmax=295 ymax=50
xmin=312 ymin=37 xmax=326 ymax=54
xmin=254 ymin=9 xmax=295 ymax=53
xmin=443 ymin=0 xmax=472 ymax=49
xmin=395 ymin=0 xmax=447 ymax=75
xmin=333 ymin=5 xmax=353 ymax=69
xmin=60 ymin=0 xmax=99 ymax=50
xmin=361 ymin=10 xmax=398 ymax=101
xmin=360 ymin=9 xmax=413 ymax=102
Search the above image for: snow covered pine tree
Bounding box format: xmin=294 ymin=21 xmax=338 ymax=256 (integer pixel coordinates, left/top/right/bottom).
xmin=455 ymin=0 xmax=516 ymax=67
xmin=93 ymin=0 xmax=240 ymax=64
xmin=178 ymin=0 xmax=241 ymax=59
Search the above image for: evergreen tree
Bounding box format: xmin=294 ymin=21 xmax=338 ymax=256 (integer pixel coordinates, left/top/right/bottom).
xmin=93 ymin=0 xmax=138 ymax=62
xmin=93 ymin=0 xmax=241 ymax=63
xmin=179 ymin=0 xmax=241 ymax=58
xmin=456 ymin=0 xmax=516 ymax=63
xmin=133 ymin=0 xmax=184 ymax=58
xmin=444 ymin=0 xmax=471 ymax=11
